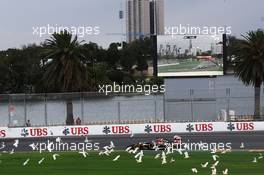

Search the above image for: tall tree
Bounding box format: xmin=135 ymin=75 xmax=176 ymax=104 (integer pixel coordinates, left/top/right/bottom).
xmin=234 ymin=30 xmax=264 ymax=120
xmin=42 ymin=31 xmax=89 ymax=125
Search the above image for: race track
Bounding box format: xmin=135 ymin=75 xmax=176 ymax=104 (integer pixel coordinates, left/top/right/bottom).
xmin=1 ymin=132 xmax=264 ymax=152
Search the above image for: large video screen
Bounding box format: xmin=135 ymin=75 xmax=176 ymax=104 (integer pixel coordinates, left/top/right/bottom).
xmin=157 ymin=35 xmax=224 ymax=77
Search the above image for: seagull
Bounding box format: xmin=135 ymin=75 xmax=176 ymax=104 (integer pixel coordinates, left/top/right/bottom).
xmin=212 ymin=155 xmax=219 ymax=161
xmin=29 ymin=143 xmax=37 ymax=151
xmin=135 ymin=150 xmax=143 ymax=159
xmin=240 ymin=142 xmax=245 ymax=149
xmin=47 ymin=142 xmax=54 ymax=152
xmin=110 ymin=141 xmax=115 ymax=149
xmin=13 ymin=139 xmax=19 ymax=148
xmin=55 ymin=137 xmax=61 ymax=143
xmin=128 ymin=149 xmax=134 ymax=154
xmin=79 ymin=150 xmax=89 ymax=158
xmin=170 ymin=158 xmax=175 ymax=163
xmin=191 ymin=168 xmax=198 ymax=173
xmin=166 ymin=146 xmax=172 ymax=155
xmin=0 ymin=142 xmax=5 ymax=150
xmin=9 ymin=149 xmax=15 ymax=155
xmin=252 ymin=157 xmax=258 ymax=163
xmin=177 ymin=149 xmax=183 ymax=155
xmin=84 ymin=137 xmax=89 ymax=143
xmin=23 ymin=159 xmax=30 ymax=166
xmin=161 ymin=157 xmax=167 ymax=165
xmin=154 ymin=154 xmax=160 ymax=159
xmin=113 ymin=155 xmax=120 ymax=162
xmin=201 ymin=162 xmax=209 ymax=168
xmin=211 ymin=161 xmax=219 ymax=168
xmin=221 ymin=150 xmax=227 ymax=154
xmin=136 ymin=156 xmax=143 ymax=163
xmin=258 ymin=153 xmax=263 ymax=159
xmin=211 ymin=149 xmax=217 ymax=154
xmin=132 ymin=147 xmax=139 ymax=154
xmin=53 ymin=154 xmax=60 ymax=160
xmin=223 ymin=168 xmax=229 ymax=175
xmin=211 ymin=168 xmax=217 ymax=175
xmin=125 ymin=147 xmax=132 ymax=152
xmin=184 ymin=152 xmax=190 ymax=159
xmin=161 ymin=151 xmax=167 ymax=165
xmin=38 ymin=158 xmax=45 ymax=165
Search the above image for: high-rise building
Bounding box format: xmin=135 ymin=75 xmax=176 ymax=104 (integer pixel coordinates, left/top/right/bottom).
xmin=150 ymin=0 xmax=164 ymax=35
xmin=126 ymin=0 xmax=164 ymax=43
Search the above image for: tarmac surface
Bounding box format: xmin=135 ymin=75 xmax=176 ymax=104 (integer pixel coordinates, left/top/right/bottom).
xmin=1 ymin=131 xmax=264 ymax=152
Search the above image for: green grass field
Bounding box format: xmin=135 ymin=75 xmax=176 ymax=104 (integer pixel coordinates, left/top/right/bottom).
xmin=158 ymin=60 xmax=222 ymax=73
xmin=0 ymin=151 xmax=263 ymax=175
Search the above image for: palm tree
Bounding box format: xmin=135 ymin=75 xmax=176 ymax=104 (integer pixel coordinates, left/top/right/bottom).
xmin=234 ymin=29 xmax=264 ymax=120
xmin=42 ymin=31 xmax=89 ymax=125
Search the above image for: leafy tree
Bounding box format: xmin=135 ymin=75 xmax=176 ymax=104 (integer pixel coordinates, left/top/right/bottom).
xmin=42 ymin=31 xmax=89 ymax=125
xmin=234 ymin=29 xmax=264 ymax=120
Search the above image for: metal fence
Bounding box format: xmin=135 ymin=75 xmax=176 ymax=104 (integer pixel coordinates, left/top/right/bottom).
xmin=0 ymin=93 xmax=164 ymax=127
xmin=165 ymin=88 xmax=264 ymax=122
xmin=0 ymin=88 xmax=263 ymax=127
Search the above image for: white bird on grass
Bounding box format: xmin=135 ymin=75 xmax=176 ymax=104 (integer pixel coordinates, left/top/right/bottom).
xmin=170 ymin=158 xmax=175 ymax=163
xmin=9 ymin=149 xmax=15 ymax=155
xmin=23 ymin=159 xmax=30 ymax=166
xmin=212 ymin=155 xmax=219 ymax=161
xmin=154 ymin=154 xmax=160 ymax=159
xmin=161 ymin=151 xmax=167 ymax=165
xmin=136 ymin=156 xmax=143 ymax=163
xmin=132 ymin=147 xmax=139 ymax=154
xmin=113 ymin=155 xmax=120 ymax=162
xmin=211 ymin=149 xmax=216 ymax=154
xmin=177 ymin=149 xmax=183 ymax=155
xmin=211 ymin=161 xmax=219 ymax=168
xmin=191 ymin=168 xmax=198 ymax=173
xmin=135 ymin=150 xmax=143 ymax=159
xmin=201 ymin=162 xmax=209 ymax=168
xmin=125 ymin=147 xmax=132 ymax=152
xmin=38 ymin=158 xmax=45 ymax=165
xmin=211 ymin=168 xmax=217 ymax=175
xmin=79 ymin=150 xmax=89 ymax=158
xmin=184 ymin=152 xmax=190 ymax=159
xmin=258 ymin=153 xmax=263 ymax=159
xmin=53 ymin=154 xmax=60 ymax=160
xmin=223 ymin=168 xmax=229 ymax=175
xmin=252 ymin=157 xmax=258 ymax=163
xmin=221 ymin=150 xmax=227 ymax=154
xmin=128 ymin=149 xmax=134 ymax=154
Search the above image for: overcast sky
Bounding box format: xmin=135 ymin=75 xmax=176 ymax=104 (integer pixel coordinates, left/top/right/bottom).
xmin=0 ymin=0 xmax=263 ymax=50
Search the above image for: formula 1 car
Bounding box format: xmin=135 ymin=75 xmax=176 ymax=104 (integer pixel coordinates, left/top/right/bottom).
xmin=127 ymin=135 xmax=182 ymax=150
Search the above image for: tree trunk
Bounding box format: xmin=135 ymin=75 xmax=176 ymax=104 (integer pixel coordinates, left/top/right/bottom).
xmin=66 ymin=100 xmax=74 ymax=125
xmin=254 ymin=81 xmax=261 ymax=120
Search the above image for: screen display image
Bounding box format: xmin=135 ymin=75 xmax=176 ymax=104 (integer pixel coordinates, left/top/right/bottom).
xmin=157 ymin=35 xmax=224 ymax=77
